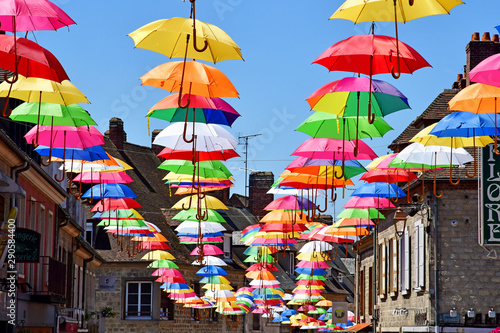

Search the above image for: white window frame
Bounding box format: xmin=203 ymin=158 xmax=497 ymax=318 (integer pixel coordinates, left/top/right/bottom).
xmin=125 ymin=281 xmax=153 ymax=320
xmin=85 ymin=222 xmax=94 ymax=246
xmin=414 ymin=220 xmax=425 ymax=291
xmin=223 ymin=233 xmax=231 ymax=259
xmin=379 ymin=242 xmax=386 ymax=297
xmin=400 ymin=230 xmax=410 ymax=295
xmin=391 ymin=238 xmax=398 ymax=293
xmin=289 ymin=252 xmax=295 ymax=275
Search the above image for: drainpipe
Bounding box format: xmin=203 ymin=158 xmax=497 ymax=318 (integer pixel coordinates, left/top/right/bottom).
xmin=433 ymin=197 xmax=439 ymax=333
xmin=81 ymin=254 xmax=95 ymax=328
xmin=11 ymin=161 xmax=29 ymax=208
xmin=373 ymin=228 xmax=378 ymax=333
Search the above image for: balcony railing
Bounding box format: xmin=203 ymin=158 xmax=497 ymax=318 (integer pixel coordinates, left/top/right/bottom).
xmin=30 ymin=256 xmax=67 ymax=303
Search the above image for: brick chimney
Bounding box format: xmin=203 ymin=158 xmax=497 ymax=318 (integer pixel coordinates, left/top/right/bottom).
xmin=466 ymin=31 xmax=500 ymax=85
xmin=248 ymin=171 xmax=274 ymax=220
xmin=108 ymin=117 xmax=126 ymax=150
xmin=151 ymin=129 xmax=163 ymax=157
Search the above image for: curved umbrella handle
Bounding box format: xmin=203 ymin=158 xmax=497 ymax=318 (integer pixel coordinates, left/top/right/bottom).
xmin=449 ymin=143 xmax=460 ymax=186
xmin=406 ymin=184 xmax=412 ymax=204
xmin=181 ymin=194 xmax=193 ymax=210
xmin=466 ymin=147 xmax=478 ymax=178
xmin=367 ymin=71 xmax=375 ymax=124
xmin=54 ymin=131 xmax=67 ymax=182
xmin=316 ymin=194 xmax=328 ymax=213
xmin=433 ymin=164 xmax=443 ymax=198
xmin=178 ymin=34 xmax=192 ymax=110
xmin=190 ymin=0 xmax=208 ymax=53
xmin=391 ymin=0 xmax=402 ymax=79
xmin=334 ymin=158 xmax=345 ymax=179
xmin=1 ymin=82 xmax=13 ymax=117
xmin=331 ymin=188 xmax=337 ymax=202
xmin=41 ymin=147 xmax=52 ymax=167
xmin=417 ymin=166 xmax=426 ymax=202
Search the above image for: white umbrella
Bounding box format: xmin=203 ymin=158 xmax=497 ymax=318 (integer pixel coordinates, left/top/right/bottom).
xmin=204 ymin=289 xmax=235 ymax=298
xmin=267 ymin=187 xmax=326 ymax=197
xmin=395 ymin=143 xmax=473 ymax=166
xmin=153 ymin=122 xmax=238 ymax=150
xmin=249 ymin=279 xmax=280 ymax=286
xmin=299 ymin=241 xmax=333 ymax=253
xmin=192 ymin=256 xmax=227 ymax=266
xmin=175 ymin=221 xmax=226 ymax=234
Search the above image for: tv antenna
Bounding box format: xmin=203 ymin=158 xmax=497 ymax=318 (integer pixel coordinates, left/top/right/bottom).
xmin=239 ymin=133 xmax=262 ymax=198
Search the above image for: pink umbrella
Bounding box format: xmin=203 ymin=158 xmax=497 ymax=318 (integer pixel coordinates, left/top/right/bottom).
xmin=469 ymin=53 xmax=500 ymax=87
xmin=343 ymin=196 xmax=395 ymax=209
xmin=264 ymin=195 xmax=315 ymax=211
xmin=179 ymin=237 xmax=223 ymax=243
xmin=73 ymin=171 xmax=133 ymax=184
xmin=151 ymin=268 xmax=183 ymax=277
xmin=91 ymin=198 xmax=143 ymax=212
xmin=25 ymin=125 xmax=104 ymax=148
xmin=0 ymin=0 xmax=76 ymax=32
xmin=190 ymin=244 xmax=224 ymax=256
xmin=296 ymin=261 xmax=329 ymax=269
xmin=292 ymin=138 xmax=377 ymax=161
xmin=298 ymin=304 xmax=317 ymax=312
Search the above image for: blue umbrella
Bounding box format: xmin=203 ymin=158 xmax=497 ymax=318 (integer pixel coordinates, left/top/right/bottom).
xmin=35 ymin=145 xmax=109 ymax=161
xmin=196 ymin=265 xmax=227 ymax=277
xmin=429 ymin=111 xmax=499 ymax=138
xmin=272 ymin=315 xmax=289 ymax=323
xmin=82 ymin=183 xmax=137 ymax=199
xmin=282 ymin=309 xmax=299 ymax=316
xmin=352 ymin=182 xmax=406 ymax=198
xmin=177 ymin=231 xmax=225 ymax=237
xmin=294 ymin=267 xmax=327 ymax=276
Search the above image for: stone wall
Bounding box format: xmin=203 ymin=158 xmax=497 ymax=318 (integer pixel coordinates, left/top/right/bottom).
xmin=96 ymin=261 xmax=246 ymax=333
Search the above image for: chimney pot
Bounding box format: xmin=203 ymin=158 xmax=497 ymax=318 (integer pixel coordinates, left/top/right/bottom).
xmin=471 ymin=32 xmax=480 ymax=41
xmin=457 ymin=74 xmax=463 ymax=81
xmin=108 ymin=117 xmax=126 ymax=150
xmin=494 ymin=34 xmax=499 ymax=43
xmin=482 ymin=32 xmax=491 ymax=41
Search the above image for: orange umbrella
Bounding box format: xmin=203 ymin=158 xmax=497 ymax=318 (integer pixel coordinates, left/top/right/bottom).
xmin=140 ymin=60 xmax=239 ymax=100
xmin=259 ymin=210 xmax=309 ymax=224
xmin=245 ymin=270 xmax=277 ymax=280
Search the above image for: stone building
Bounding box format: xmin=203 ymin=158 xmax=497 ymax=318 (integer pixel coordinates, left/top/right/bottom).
xmin=355 ymin=32 xmax=500 ymax=333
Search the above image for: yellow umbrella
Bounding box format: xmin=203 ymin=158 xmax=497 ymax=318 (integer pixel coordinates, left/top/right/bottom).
xmin=63 ymin=157 xmax=133 ymax=173
xmin=132 ymin=233 xmax=167 ymax=242
xmin=0 ymin=75 xmax=89 ymax=105
xmin=202 ymin=284 xmax=234 ymax=291
xmin=330 ymin=0 xmax=463 ymax=78
xmin=410 ymin=123 xmax=494 ymax=148
xmin=323 ymin=226 xmax=370 ymax=236
xmin=296 ymin=252 xmax=330 ymax=261
xmin=172 ymin=195 xmax=228 ymax=210
xmin=316 ymin=300 xmax=333 ymax=307
xmin=128 ymin=17 xmax=243 ymax=63
xmin=140 ymin=250 xmax=175 ymax=261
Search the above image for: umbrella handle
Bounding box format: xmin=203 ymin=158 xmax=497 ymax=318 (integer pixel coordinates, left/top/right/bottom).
xmin=178 ymin=35 xmax=192 ymax=110
xmin=391 ymin=1 xmax=402 ymax=79
xmin=367 ymin=72 xmax=375 ymax=124
xmin=449 ymin=167 xmax=460 ymax=186
xmin=181 ymin=194 xmax=193 ymax=210
xmin=406 ymin=184 xmax=412 ymax=204
xmin=416 ymin=167 xmax=426 ymax=202
xmin=331 ymin=188 xmax=337 ymax=202
xmin=466 ymin=148 xmax=477 ymax=178
xmin=449 ymin=143 xmax=460 ymax=185
xmin=409 ymin=0 xmax=414 ymax=5
xmin=334 ymin=159 xmax=345 ymax=179
xmin=40 ymin=148 xmax=52 ymax=167
xmin=433 ymin=165 xmax=443 ymax=198
xmin=190 ymin=0 xmax=208 ymax=53
xmin=54 ymin=132 xmax=67 ymax=182
xmin=1 ymin=82 xmax=13 ymax=117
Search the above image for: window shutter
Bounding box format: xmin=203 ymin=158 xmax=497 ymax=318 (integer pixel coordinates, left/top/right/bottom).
xmin=418 ymin=222 xmax=425 ymax=288
xmin=392 ymin=238 xmax=398 ymax=292
xmin=404 ymin=230 xmax=410 ymax=292
xmin=380 ymin=243 xmax=386 ymax=295
xmin=414 ymin=223 xmax=419 ymax=289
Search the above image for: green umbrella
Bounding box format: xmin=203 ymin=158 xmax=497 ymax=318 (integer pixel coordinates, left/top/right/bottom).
xmin=296 ymin=274 xmax=326 ymax=281
xmin=10 ymin=102 xmax=97 ymax=127
xmin=172 ymin=208 xmax=226 ymax=223
xmin=96 ymin=219 xmax=148 ymax=227
xmin=296 ymin=113 xmax=392 ymax=139
xmin=387 ymin=156 xmax=449 ymax=170
xmin=337 ymin=208 xmax=385 ymax=219
xmin=158 ymin=160 xmax=232 ymax=179
xmin=244 ymin=254 xmax=275 ymax=263
xmin=147 ymin=259 xmax=179 ymax=269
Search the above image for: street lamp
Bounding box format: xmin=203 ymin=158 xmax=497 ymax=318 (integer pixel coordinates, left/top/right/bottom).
xmin=393 ymin=207 xmax=407 ymax=237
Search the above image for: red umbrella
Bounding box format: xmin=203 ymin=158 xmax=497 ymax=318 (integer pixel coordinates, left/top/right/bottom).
xmin=360 ymin=168 xmax=417 ymax=203
xmin=296 ymin=261 xmax=329 ymax=269
xmin=246 ymin=263 xmax=278 ymax=272
xmin=157 ymin=146 xmax=239 ymax=161
xmin=0 ymin=35 xmax=69 ymax=82
xmin=136 ymin=241 xmax=170 ymax=250
xmin=90 ymin=198 xmax=142 ymax=212
xmin=292 ymin=138 xmax=377 ymax=160
xmin=155 ymin=276 xmax=186 ymax=283
xmin=313 ymin=34 xmax=430 ymax=76
xmin=296 ymin=280 xmax=325 ymax=286
xmin=260 ymin=224 xmax=308 ymax=233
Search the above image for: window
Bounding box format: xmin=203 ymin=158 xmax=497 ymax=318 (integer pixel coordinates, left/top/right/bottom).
xmin=86 ymin=222 xmax=94 ymax=245
xmin=289 ymin=252 xmax=295 ymax=274
xmin=160 ymin=290 xmax=174 ymax=320
xmin=400 ymin=230 xmax=410 ymax=295
xmin=223 ymin=233 xmax=231 ymax=259
xmin=359 ymin=269 xmax=365 ymax=316
xmin=252 ymin=313 xmax=261 ymax=330
xmin=368 ymin=267 xmax=373 ymax=316
xmin=390 ymin=238 xmax=398 ymax=293
xmin=125 ymin=281 xmax=152 ymax=319
xmin=414 ymin=220 xmax=425 ymax=290
xmin=379 ymin=242 xmax=386 ymax=296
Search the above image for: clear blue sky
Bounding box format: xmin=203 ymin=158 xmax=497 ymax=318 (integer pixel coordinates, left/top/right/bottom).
xmin=31 ymin=0 xmax=500 ymax=216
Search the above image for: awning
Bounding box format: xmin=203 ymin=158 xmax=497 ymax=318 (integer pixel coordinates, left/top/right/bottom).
xmin=346 ymin=323 xmax=372 ymax=332
xmin=0 ymin=170 xmax=25 ymax=197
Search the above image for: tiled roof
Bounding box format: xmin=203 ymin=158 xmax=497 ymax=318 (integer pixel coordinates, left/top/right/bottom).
xmin=388 ymin=89 xmax=459 ymax=152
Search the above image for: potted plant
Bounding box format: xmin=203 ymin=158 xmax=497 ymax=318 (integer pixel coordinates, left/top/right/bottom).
xmin=101 ymin=307 xmax=116 ymax=318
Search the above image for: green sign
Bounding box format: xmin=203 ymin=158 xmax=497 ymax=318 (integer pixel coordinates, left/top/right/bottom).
xmin=481 ymin=145 xmax=500 ymax=246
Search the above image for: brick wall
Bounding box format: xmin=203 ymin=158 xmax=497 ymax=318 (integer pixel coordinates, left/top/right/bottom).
xmin=248 ymin=172 xmax=274 ymax=220
xmin=466 ymin=32 xmax=500 ymax=85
